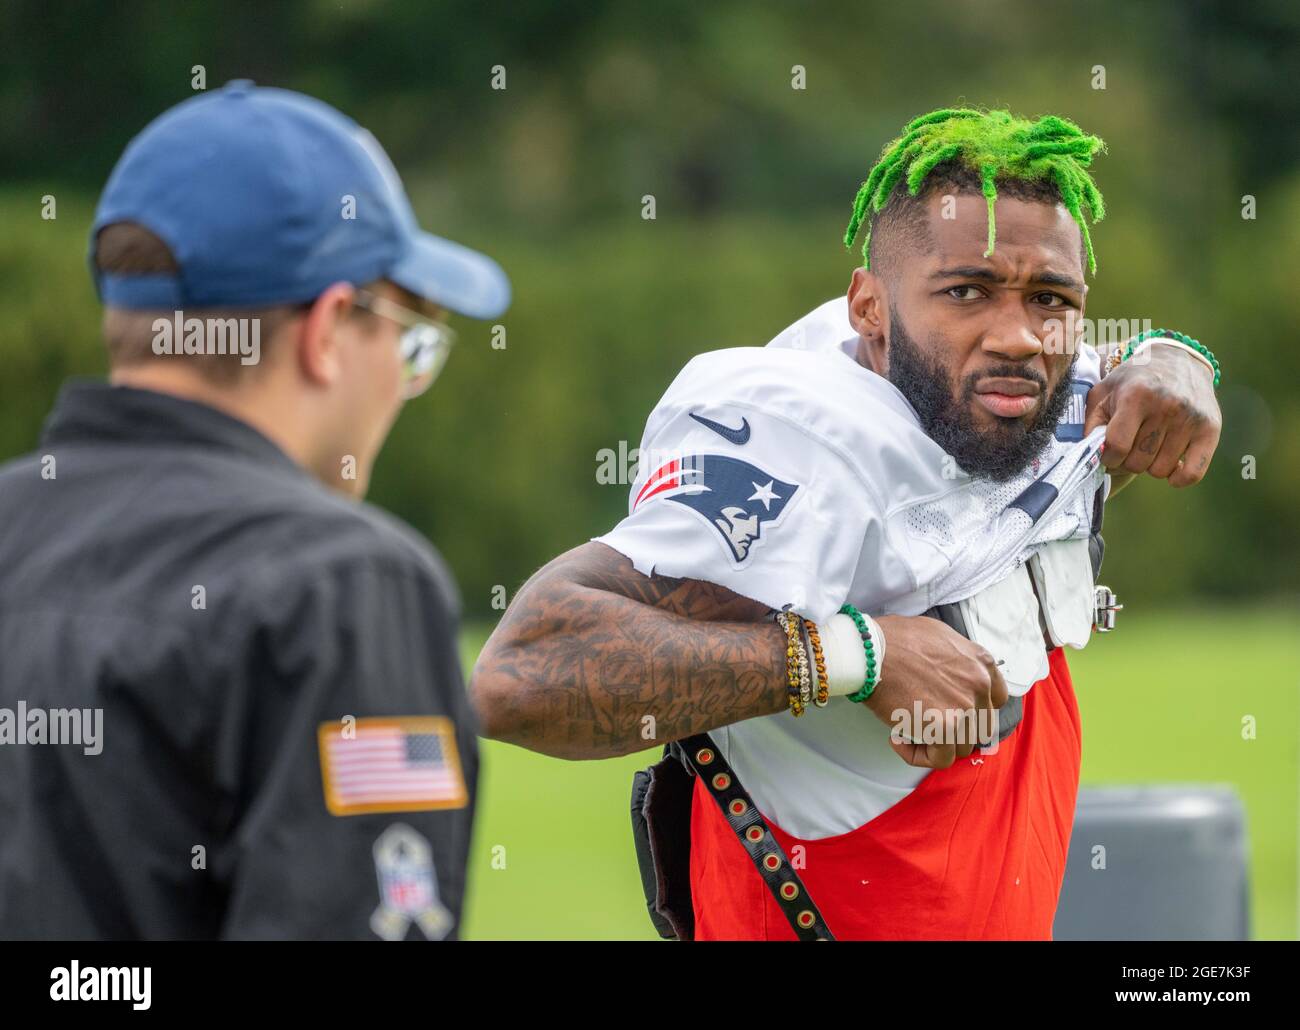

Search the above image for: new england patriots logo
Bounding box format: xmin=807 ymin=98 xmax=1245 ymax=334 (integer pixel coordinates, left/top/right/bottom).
xmin=634 ymin=454 xmax=799 ymax=563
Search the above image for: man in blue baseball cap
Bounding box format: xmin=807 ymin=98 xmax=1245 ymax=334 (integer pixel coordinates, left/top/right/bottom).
xmin=91 ymin=77 xmax=509 ymax=496
xmin=0 ymin=81 xmax=505 ymax=940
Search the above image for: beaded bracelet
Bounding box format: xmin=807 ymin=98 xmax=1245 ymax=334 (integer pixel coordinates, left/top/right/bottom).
xmin=797 ymin=641 xmax=812 ymax=707
xmin=805 ymin=618 xmax=830 ymax=707
xmin=1105 ymin=328 xmax=1220 ymax=388
xmin=839 ymin=604 xmax=880 ymax=703
xmin=775 ymin=610 xmax=808 ymax=717
xmin=790 ymin=616 xmax=811 ymax=702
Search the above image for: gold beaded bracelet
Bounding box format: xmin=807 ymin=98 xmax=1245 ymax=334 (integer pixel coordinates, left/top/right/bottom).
xmin=775 ymin=610 xmax=808 ymax=717
xmin=805 ymin=618 xmax=829 ymax=707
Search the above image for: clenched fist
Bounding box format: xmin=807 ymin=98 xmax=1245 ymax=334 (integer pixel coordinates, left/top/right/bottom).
xmin=1084 ymin=342 xmax=1221 ymax=489
xmin=860 ymin=614 xmax=1009 ymax=770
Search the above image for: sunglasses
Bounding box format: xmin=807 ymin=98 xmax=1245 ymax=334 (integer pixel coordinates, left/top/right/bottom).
xmin=352 ymin=289 xmax=457 ymax=399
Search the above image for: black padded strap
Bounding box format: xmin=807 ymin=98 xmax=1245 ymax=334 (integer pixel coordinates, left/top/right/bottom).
xmin=678 ymin=733 xmax=835 ymax=941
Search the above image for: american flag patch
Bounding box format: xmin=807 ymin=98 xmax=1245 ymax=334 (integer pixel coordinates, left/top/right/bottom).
xmin=318 ymin=717 xmax=468 ymax=816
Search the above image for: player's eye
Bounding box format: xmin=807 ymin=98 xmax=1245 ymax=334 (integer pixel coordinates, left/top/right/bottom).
xmin=1032 ymin=292 xmax=1069 ymax=308
xmin=945 ymin=285 xmax=984 ymax=300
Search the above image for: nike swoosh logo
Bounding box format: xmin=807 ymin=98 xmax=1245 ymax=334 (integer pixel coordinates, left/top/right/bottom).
xmin=689 ymin=412 xmax=751 ymax=445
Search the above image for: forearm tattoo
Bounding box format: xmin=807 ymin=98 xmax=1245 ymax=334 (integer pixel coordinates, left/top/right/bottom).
xmin=473 ymin=542 xmax=788 ymax=759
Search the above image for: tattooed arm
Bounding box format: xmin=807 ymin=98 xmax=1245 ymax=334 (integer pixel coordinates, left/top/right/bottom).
xmin=470 ymin=540 xmax=789 ymax=760
xmin=472 ymin=541 xmax=1010 ymax=767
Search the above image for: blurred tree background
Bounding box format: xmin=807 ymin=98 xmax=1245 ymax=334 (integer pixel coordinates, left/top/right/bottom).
xmin=1 ymin=0 xmax=1297 ymax=616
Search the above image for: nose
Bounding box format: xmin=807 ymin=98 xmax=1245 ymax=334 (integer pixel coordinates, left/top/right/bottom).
xmin=981 ymin=311 xmax=1043 ymax=363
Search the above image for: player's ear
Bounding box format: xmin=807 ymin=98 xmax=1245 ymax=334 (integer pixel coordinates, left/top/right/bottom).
xmin=298 ymin=282 xmax=356 ymax=388
xmin=847 ymin=266 xmax=886 ymax=341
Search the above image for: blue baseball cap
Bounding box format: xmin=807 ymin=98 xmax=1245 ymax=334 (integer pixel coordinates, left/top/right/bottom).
xmin=90 ymin=79 xmax=510 ymax=319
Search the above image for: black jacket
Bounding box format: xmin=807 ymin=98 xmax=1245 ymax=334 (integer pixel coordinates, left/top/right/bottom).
xmin=0 ymin=381 xmax=476 ymax=940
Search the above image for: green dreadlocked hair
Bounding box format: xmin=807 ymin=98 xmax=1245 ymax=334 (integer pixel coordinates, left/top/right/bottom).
xmin=844 ymin=107 xmax=1107 ymax=276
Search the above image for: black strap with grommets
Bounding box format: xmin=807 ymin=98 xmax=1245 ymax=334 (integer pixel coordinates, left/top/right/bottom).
xmin=676 ymin=733 xmax=835 ymax=941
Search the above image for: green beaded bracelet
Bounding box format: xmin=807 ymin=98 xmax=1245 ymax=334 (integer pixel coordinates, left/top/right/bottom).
xmin=840 ymin=603 xmax=879 ymax=703
xmin=1121 ymin=328 xmax=1220 ymax=389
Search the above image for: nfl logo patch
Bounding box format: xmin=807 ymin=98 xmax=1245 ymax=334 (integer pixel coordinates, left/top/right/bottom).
xmin=370 ymin=823 xmax=453 ymax=941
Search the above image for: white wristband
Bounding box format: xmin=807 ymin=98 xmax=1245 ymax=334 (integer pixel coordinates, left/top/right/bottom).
xmin=817 ymin=612 xmax=885 ymax=698
xmin=1130 ymin=337 xmax=1215 ymax=379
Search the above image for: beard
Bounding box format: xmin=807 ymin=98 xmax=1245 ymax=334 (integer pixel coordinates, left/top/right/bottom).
xmin=885 ymin=307 xmax=1077 ymax=482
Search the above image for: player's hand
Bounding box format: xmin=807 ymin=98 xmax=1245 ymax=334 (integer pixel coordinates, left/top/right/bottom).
xmin=861 ymin=615 xmax=1008 ymax=770
xmin=1083 ymin=343 xmax=1221 ymax=488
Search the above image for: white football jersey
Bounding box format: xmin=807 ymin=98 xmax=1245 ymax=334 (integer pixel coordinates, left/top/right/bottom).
xmin=595 ymin=297 xmax=1108 ymax=837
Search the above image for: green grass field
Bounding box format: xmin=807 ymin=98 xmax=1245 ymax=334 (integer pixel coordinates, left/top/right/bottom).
xmin=458 ymin=607 xmax=1300 ymax=940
